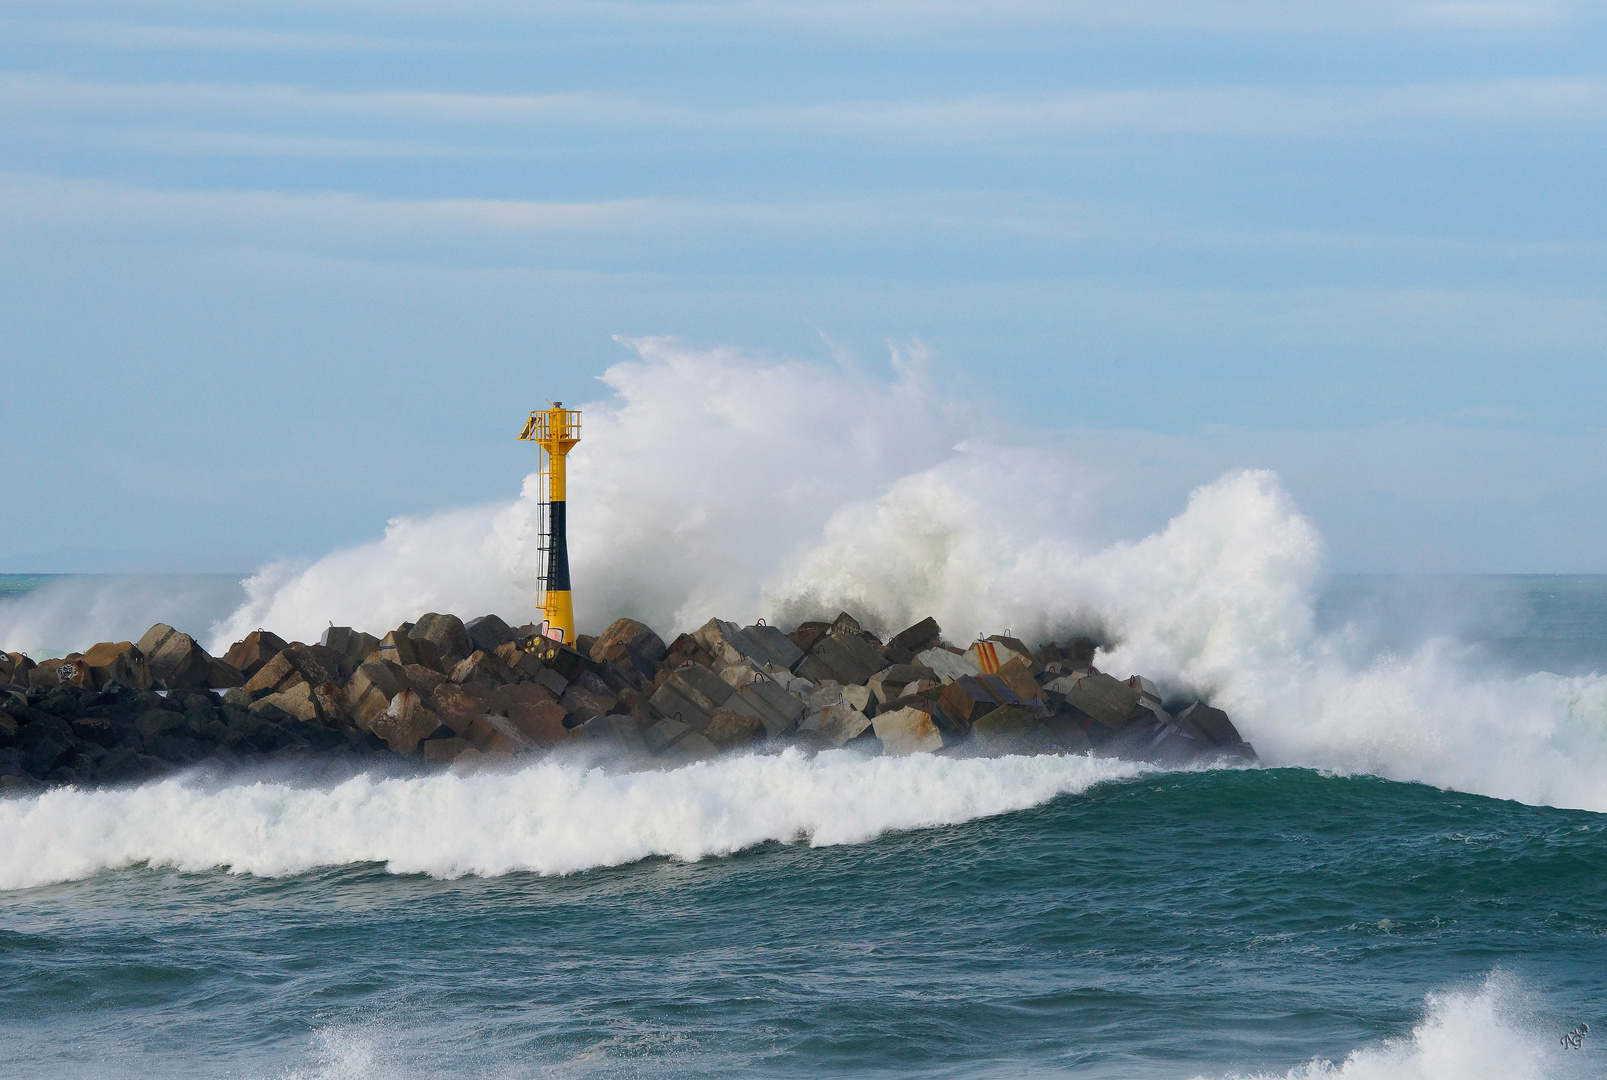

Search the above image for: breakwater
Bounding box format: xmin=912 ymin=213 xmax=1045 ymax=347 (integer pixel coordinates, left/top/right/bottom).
xmin=0 ymin=611 xmax=1252 ymax=790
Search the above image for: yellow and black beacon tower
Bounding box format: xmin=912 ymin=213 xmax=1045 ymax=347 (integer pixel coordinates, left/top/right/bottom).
xmin=518 ymin=402 xmax=582 ymax=644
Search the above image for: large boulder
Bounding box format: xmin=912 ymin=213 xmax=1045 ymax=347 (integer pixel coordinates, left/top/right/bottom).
xmin=703 ymin=708 xmax=766 ymax=750
xmin=559 ymin=670 xmax=618 ymax=723
xmin=795 ymin=632 xmax=889 ymax=686
xmin=969 ymin=705 xmax=1048 ymax=753
xmin=965 ymin=637 xmax=1034 ymax=676
xmin=591 ymin=617 xmax=668 ymax=666
xmin=345 ymin=659 xmax=411 ymax=732
xmin=884 ymin=617 xmax=942 ymax=664
xmin=411 ymin=613 xmax=473 ymax=670
xmin=137 ymin=624 xmax=244 ymax=689
xmin=80 ymin=641 xmax=152 ymax=690
xmin=319 ymin=627 xmax=380 ymax=670
xmin=872 ymin=705 xmax=944 ymax=756
xmin=223 ymin=630 xmax=288 ymax=680
xmin=914 ymin=646 xmax=978 ymax=684
xmin=799 ymin=702 xmax=872 ymax=746
xmin=465 ymin=614 xmax=518 ymax=655
xmin=450 ymin=649 xmax=515 ymax=689
xmin=369 ymin=689 xmax=443 ymax=755
xmin=1054 ymin=672 xmax=1142 ymax=731
xmin=28 ymin=657 xmax=92 ymax=690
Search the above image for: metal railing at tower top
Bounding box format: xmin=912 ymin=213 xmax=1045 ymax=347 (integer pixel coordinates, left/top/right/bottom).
xmin=518 ymin=405 xmax=581 ymax=446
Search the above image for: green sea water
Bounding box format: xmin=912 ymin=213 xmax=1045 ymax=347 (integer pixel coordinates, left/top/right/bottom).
xmin=1 ymin=575 xmax=1605 ymax=1079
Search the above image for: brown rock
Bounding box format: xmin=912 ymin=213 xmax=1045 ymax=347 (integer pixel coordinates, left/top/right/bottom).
xmin=430 ymin=682 xmax=492 ymax=735
xmin=969 ymin=705 xmax=1046 ymax=752
xmin=591 ymin=617 xmax=669 ymax=665
xmin=872 ymin=705 xmax=944 ymax=756
xmin=994 ymin=657 xmax=1046 ymax=706
xmin=136 ymin=624 xmax=240 ymax=689
xmin=703 ymin=708 xmax=766 ymax=751
xmin=345 ymin=659 xmax=411 ymax=732
xmin=502 ymin=700 xmax=568 ymax=747
xmin=222 ymin=630 xmax=288 ymax=680
xmin=403 ymin=664 xmax=447 ymax=699
xmin=251 ymin=681 xmax=321 ymax=722
xmin=369 ymin=688 xmax=442 ymax=755
xmin=801 ymin=702 xmax=872 ymax=746
xmin=320 ymin=626 xmax=380 ymax=669
xmin=450 ymin=650 xmax=514 ymax=688
xmin=28 ymin=657 xmax=92 ymax=689
xmin=423 ymin=736 xmax=471 ymax=763
xmin=80 ymin=641 xmax=152 ymax=690
xmin=244 ymin=652 xmax=305 ymax=698
xmin=559 ymin=670 xmax=617 ymax=722
xmin=410 ymin=613 xmax=473 ymax=669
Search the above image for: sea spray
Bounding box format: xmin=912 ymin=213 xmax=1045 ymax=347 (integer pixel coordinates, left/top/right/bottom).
xmin=6 ymin=342 xmax=1607 ymax=814
xmin=1216 ymin=974 xmax=1562 ymax=1080
xmin=0 ymin=749 xmax=1155 ymax=890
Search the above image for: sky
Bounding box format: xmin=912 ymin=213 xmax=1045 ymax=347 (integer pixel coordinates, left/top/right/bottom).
xmin=2 ymin=0 xmax=1605 ymax=574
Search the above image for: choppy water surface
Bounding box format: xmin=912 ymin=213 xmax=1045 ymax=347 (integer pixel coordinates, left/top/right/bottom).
xmin=2 ymin=575 xmax=1606 ymax=1078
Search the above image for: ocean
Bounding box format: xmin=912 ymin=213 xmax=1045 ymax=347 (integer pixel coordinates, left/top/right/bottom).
xmin=1 ymin=574 xmax=1605 ymax=1079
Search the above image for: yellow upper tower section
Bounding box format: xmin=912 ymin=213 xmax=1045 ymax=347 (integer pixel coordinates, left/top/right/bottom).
xmin=517 ymin=403 xmax=582 ymax=498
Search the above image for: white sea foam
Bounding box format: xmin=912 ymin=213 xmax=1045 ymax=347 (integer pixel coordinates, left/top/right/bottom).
xmin=6 ymin=340 xmax=1607 ymax=815
xmin=1210 ymin=973 xmax=1578 ymax=1080
xmin=0 ymin=749 xmax=1149 ymax=890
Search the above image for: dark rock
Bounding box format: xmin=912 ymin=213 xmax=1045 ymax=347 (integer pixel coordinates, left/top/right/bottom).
xmin=19 ymin=713 xmax=76 ymax=776
xmin=411 ymin=613 xmax=473 ymax=670
xmin=464 ymin=614 xmax=517 ymax=655
xmin=884 ymin=616 xmax=942 ymax=663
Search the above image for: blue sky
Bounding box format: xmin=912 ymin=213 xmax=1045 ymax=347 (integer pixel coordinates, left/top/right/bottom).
xmin=3 ymin=1 xmax=1606 ymax=573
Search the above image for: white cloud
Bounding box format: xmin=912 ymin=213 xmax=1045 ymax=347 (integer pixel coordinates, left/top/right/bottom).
xmin=5 ymin=72 xmax=1606 ymax=151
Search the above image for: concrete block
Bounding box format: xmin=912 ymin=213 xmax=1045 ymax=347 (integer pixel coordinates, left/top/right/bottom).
xmin=940 ymin=676 xmax=1000 ymax=725
xmin=872 ymin=706 xmax=944 ymax=756
xmin=376 ymin=630 xmax=422 ymax=670
xmin=223 ymin=630 xmax=288 ymax=680
xmin=744 ymin=624 xmax=805 ymax=669
xmin=914 ymin=647 xmax=979 ymax=684
xmin=868 ymin=664 xmax=939 ymax=705
xmin=1058 ymin=672 xmax=1143 ymax=731
xmin=965 ymin=638 xmax=1033 ymax=676
xmin=411 ymin=613 xmax=472 ymax=669
xmin=644 ymin=717 xmax=691 ymax=754
xmin=800 ymin=702 xmax=872 ymax=746
xmin=523 ymin=635 xmax=600 ymax=680
xmin=737 ymin=679 xmax=807 ymax=736
xmin=464 ymin=614 xmax=517 ymax=655
xmin=670 ymin=665 xmax=735 ymax=715
xmin=423 ymin=737 xmax=471 ymax=763
xmin=649 ymin=682 xmax=711 ymax=728
xmin=798 ymin=633 xmax=887 ymax=686
xmin=704 ymin=708 xmax=766 ymax=750
xmin=591 ymin=617 xmax=668 ymax=665
xmin=137 ymin=624 xmax=234 ymax=689
xmin=581 ymin=713 xmax=647 ymax=754
xmin=430 ymin=682 xmax=492 ymax=736
xmin=369 ymin=688 xmax=442 ymax=755
xmin=885 ymin=617 xmax=942 ymax=663
xmin=251 ymin=681 xmax=321 ymax=723
xmin=1176 ymin=702 xmax=1246 ymax=749
xmin=661 ymin=731 xmax=719 ymax=764
xmin=969 ymin=705 xmax=1046 ymax=753
xmin=993 ymin=658 xmax=1046 ymax=706
xmin=450 ymin=650 xmax=514 ymax=689
xmin=841 ymin=684 xmax=874 ymax=715
xmin=80 ymin=641 xmax=152 ymax=690
xmin=560 ymin=670 xmax=618 ymax=722
xmin=346 ymin=659 xmax=410 ymax=732
xmin=29 ymin=657 xmax=92 ymax=689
